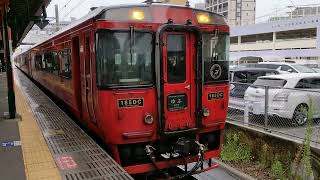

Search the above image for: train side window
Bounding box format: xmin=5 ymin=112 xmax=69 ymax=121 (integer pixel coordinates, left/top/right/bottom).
xmin=60 ymin=49 xmax=72 ymax=79
xmin=51 ymin=52 xmax=60 ymax=75
xmin=44 ymin=53 xmax=51 ymax=72
xmin=41 ymin=54 xmax=46 ymax=70
xmin=44 ymin=52 xmax=58 ymax=74
xmin=34 ymin=55 xmax=39 ymax=70
xmin=22 ymin=56 xmax=26 ymax=66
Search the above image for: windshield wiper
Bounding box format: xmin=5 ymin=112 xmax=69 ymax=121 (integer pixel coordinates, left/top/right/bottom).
xmin=130 ymin=26 xmax=135 ymax=66
xmin=210 ymin=29 xmax=219 ymax=63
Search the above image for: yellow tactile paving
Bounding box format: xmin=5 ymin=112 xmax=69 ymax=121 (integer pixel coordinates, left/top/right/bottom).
xmin=15 ymin=84 xmax=62 ymax=180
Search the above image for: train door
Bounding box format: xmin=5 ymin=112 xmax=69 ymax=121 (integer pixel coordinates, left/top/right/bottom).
xmin=84 ymin=32 xmax=96 ymax=124
xmin=27 ymin=54 xmax=31 ymax=75
xmin=30 ymin=54 xmax=35 ymax=77
xmin=162 ymin=32 xmax=196 ymax=132
xmin=71 ymin=36 xmax=82 ymax=117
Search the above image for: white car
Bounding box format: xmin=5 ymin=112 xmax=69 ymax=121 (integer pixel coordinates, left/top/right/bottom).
xmin=258 ymin=62 xmax=316 ymax=73
xmin=244 ymin=73 xmax=320 ymax=126
xmin=241 ymin=62 xmax=316 ymax=74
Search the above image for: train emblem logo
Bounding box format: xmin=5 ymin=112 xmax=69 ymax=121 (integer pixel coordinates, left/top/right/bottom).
xmin=210 ymin=64 xmax=222 ymax=80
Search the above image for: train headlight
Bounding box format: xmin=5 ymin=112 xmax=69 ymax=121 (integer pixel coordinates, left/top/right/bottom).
xmin=197 ymin=13 xmax=210 ymax=23
xmin=203 ymin=108 xmax=210 ymax=117
xmin=144 ymin=113 xmax=154 ymax=125
xmin=130 ymin=9 xmax=145 ymax=20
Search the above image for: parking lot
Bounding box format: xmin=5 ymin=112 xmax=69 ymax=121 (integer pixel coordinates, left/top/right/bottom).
xmin=228 ymin=73 xmax=320 ymax=149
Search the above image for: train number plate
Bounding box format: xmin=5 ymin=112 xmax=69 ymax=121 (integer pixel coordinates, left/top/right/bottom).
xmin=208 ymin=92 xmax=224 ymax=100
xmin=167 ymin=94 xmax=187 ymax=111
xmin=118 ymin=98 xmax=144 ymax=108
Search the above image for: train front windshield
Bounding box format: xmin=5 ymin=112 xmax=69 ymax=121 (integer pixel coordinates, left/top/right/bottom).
xmin=203 ymin=33 xmax=229 ymax=83
xmin=96 ymin=31 xmax=153 ymax=88
xmin=96 ymin=30 xmax=229 ymax=88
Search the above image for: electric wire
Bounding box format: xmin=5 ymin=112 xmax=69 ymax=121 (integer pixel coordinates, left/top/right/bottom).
xmin=288 ymin=0 xmax=296 ymax=8
xmin=63 ymin=0 xmax=89 ymax=19
xmin=59 ymin=0 xmax=74 ymax=13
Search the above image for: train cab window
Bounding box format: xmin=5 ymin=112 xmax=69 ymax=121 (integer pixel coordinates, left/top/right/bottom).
xmin=167 ymin=34 xmax=186 ymax=83
xmin=203 ymin=33 xmax=229 ymax=83
xmin=96 ymin=30 xmax=153 ymax=88
xmin=60 ymin=49 xmax=72 ymax=79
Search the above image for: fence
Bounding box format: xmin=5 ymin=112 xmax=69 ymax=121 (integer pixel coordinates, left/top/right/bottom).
xmin=227 ymin=82 xmax=320 ymax=149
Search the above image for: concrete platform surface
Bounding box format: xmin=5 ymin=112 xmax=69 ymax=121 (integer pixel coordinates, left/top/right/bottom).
xmin=0 ymin=119 xmax=26 ymax=180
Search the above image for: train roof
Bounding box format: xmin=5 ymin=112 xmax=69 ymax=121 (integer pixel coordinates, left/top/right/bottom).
xmin=14 ymin=3 xmax=227 ymax=57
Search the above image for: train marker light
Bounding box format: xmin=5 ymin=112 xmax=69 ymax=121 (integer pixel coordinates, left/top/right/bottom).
xmin=130 ymin=9 xmax=145 ymax=20
xmin=197 ymin=13 xmax=210 ymax=23
xmin=144 ymin=113 xmax=154 ymax=124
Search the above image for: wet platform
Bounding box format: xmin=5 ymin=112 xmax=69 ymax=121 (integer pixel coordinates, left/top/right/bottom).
xmin=0 ymin=68 xmax=133 ymax=180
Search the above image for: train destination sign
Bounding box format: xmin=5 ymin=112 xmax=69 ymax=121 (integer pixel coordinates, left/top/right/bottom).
xmin=208 ymin=92 xmax=224 ymax=100
xmin=118 ymin=98 xmax=144 ymax=108
xmin=167 ymin=94 xmax=187 ymax=111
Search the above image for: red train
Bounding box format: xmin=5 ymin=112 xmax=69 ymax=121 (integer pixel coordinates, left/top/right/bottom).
xmin=15 ymin=3 xmax=229 ymax=176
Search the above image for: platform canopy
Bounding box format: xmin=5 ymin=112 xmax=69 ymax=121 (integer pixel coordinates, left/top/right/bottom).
xmin=0 ymin=0 xmax=51 ymax=119
xmin=0 ymin=0 xmax=51 ymax=48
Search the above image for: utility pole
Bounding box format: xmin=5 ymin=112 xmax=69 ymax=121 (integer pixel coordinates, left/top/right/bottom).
xmin=55 ymin=4 xmax=60 ymax=32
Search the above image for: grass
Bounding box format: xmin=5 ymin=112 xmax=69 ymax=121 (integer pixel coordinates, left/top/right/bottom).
xmin=271 ymin=160 xmax=286 ymax=180
xmin=292 ymin=99 xmax=314 ymax=179
xmin=222 ymin=100 xmax=318 ymax=179
xmin=301 ymin=101 xmax=314 ymax=177
xmin=220 ymin=132 xmax=252 ymax=162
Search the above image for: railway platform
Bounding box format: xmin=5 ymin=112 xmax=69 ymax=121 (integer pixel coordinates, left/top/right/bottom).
xmin=0 ymin=68 xmax=132 ymax=180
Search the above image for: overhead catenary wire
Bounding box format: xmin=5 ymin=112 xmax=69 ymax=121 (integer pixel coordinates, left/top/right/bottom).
xmin=62 ymin=0 xmax=89 ymax=19
xmin=59 ymin=0 xmax=74 ymax=13
xmin=254 ymin=0 xmax=291 ymax=19
xmin=255 ymin=0 xmax=320 ymax=23
xmin=288 ymin=0 xmax=296 ymax=7
xmin=255 ymin=7 xmax=291 ymax=20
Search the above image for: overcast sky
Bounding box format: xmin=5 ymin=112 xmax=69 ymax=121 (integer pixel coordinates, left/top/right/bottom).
xmin=46 ymin=0 xmax=320 ymax=23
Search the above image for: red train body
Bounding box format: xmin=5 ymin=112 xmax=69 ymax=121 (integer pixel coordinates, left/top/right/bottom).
xmin=15 ymin=4 xmax=230 ymax=175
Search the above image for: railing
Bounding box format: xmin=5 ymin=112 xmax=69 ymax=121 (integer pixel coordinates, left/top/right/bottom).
xmin=227 ymin=82 xmax=320 ymax=149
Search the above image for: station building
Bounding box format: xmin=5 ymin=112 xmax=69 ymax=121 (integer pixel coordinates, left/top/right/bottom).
xmin=230 ymin=15 xmax=320 ymax=62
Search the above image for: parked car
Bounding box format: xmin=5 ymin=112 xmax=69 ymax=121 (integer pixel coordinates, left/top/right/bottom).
xmin=312 ymin=68 xmax=320 ymax=73
xmin=228 ymin=68 xmax=280 ymax=111
xmin=230 ymin=67 xmax=280 ymax=98
xmin=244 ymin=73 xmax=320 ymax=126
xmin=240 ymin=62 xmax=316 ymax=73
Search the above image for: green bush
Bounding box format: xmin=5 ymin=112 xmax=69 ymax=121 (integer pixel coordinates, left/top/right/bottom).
xmin=271 ymin=160 xmax=285 ymax=180
xmin=221 ymin=132 xmax=251 ymax=162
